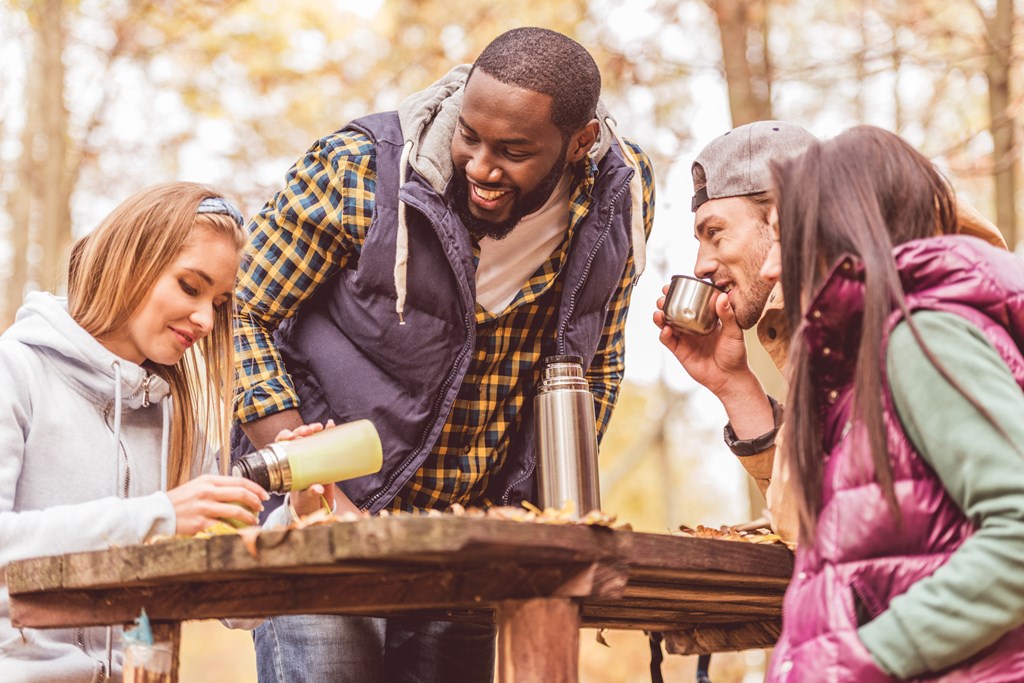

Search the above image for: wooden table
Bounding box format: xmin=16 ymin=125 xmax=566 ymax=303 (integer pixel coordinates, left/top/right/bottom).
xmin=7 ymin=517 xmax=792 ymax=682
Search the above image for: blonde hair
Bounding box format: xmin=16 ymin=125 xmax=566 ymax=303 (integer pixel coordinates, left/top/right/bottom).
xmin=67 ymin=182 xmax=246 ymax=487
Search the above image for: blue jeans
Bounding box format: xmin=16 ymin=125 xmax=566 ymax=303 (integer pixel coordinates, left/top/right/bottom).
xmin=254 ymin=614 xmax=497 ymax=683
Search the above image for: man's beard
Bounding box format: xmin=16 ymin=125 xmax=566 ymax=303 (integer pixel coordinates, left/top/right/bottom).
xmin=732 ymin=230 xmax=776 ymax=330
xmin=454 ymin=148 xmax=569 ymax=241
xmin=733 ymin=276 xmax=774 ymax=330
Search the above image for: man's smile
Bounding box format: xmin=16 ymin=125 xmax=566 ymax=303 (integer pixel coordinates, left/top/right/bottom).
xmin=469 ymin=183 xmax=514 ymax=212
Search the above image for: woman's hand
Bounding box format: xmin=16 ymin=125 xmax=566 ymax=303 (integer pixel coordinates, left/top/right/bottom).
xmin=274 ymin=420 xmax=361 ymax=519
xmin=166 ymin=474 xmax=270 ymax=534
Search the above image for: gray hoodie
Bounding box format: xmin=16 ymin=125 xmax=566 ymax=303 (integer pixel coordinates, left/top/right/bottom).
xmin=0 ymin=292 xmax=212 ymax=682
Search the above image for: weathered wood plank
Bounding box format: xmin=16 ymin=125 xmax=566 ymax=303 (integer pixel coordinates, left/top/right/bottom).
xmin=11 ymin=562 xmax=622 ymax=628
xmin=205 ymin=524 xmax=336 ymax=571
xmin=8 ymin=519 xmax=633 ymax=594
xmin=498 ymin=599 xmax=580 ymax=683
xmin=583 ymin=596 xmax=781 ymax=621
xmin=7 ymin=516 xmax=792 ymax=665
xmin=620 ymin=583 xmax=784 ymax=608
xmin=326 ymin=517 xmax=630 ymax=564
xmin=581 ymin=602 xmax=779 ymax=628
xmin=5 ymin=555 xmax=64 ymax=593
xmin=8 ymin=521 xmax=792 ymax=595
xmin=625 ymin=567 xmax=791 ymax=591
xmin=662 ymin=620 xmax=782 ymax=654
xmin=584 ymin=607 xmax=772 ymax=624
xmin=629 ymin=532 xmax=793 ymax=578
xmin=583 ymin=618 xmax=765 ymax=632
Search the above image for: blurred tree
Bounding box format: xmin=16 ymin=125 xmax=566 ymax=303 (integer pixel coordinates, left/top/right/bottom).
xmin=4 ymin=0 xmax=71 ymax=322
xmin=6 ymin=53 xmax=35 ymax=326
xmin=1 ymin=0 xmax=253 ymax=320
xmin=0 ymin=0 xmax=699 ymax=318
xmin=35 ymin=0 xmax=72 ymax=299
xmin=864 ymin=0 xmax=1019 ymax=249
xmin=982 ymin=0 xmax=1018 ymax=250
xmin=704 ymin=0 xmax=772 ymax=125
xmin=770 ymin=0 xmax=1020 ymax=248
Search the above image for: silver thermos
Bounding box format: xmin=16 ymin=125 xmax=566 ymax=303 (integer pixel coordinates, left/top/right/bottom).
xmin=534 ymin=355 xmax=601 ymax=517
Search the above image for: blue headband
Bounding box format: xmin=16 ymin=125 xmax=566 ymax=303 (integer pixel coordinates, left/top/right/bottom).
xmin=197 ymin=196 xmax=245 ymax=228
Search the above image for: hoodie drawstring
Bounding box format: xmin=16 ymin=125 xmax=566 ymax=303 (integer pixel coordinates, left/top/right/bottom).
xmin=107 ymin=361 xmax=125 ymax=679
xmin=110 ymin=361 xmax=123 ymax=496
xmin=159 ymin=396 xmax=170 ymax=492
xmin=605 ymin=117 xmax=648 ymax=285
xmin=108 ymin=364 xmax=173 ymax=678
xmin=394 ymin=140 xmax=414 ymax=325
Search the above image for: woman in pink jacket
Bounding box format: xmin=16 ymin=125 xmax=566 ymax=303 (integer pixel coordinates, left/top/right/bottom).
xmin=760 ymin=126 xmax=1024 ymax=682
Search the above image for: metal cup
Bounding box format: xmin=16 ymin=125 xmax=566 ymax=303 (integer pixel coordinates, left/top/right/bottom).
xmin=663 ymin=275 xmax=724 ymax=336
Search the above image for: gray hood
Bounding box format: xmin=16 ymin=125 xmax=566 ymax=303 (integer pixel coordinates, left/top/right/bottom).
xmin=6 ymin=292 xmax=170 ymax=409
xmin=388 ymin=65 xmax=648 ymax=323
xmin=5 ymin=291 xmax=174 ymax=490
xmin=397 ymin=64 xmax=623 ymax=195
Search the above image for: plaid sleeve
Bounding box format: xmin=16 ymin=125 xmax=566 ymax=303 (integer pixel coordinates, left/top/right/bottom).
xmin=233 ymin=130 xmax=377 ymax=423
xmin=588 ymin=138 xmax=656 ymax=441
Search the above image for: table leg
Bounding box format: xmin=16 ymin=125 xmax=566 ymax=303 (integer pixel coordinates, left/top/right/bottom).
xmin=497 ymin=598 xmax=580 ymax=683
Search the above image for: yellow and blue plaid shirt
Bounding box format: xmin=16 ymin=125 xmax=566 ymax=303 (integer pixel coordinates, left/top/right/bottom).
xmin=235 ymin=129 xmax=655 ymax=511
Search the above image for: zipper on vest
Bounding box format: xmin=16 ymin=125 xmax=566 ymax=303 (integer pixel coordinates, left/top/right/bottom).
xmin=502 ymin=174 xmax=631 ymax=506
xmin=555 ymin=175 xmax=631 ymax=355
xmin=357 ymin=195 xmax=482 ymax=511
xmin=361 ymin=312 xmax=475 ymax=512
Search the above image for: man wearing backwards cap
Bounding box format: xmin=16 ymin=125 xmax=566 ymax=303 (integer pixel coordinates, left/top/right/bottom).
xmin=654 ymin=120 xmax=1008 ymax=543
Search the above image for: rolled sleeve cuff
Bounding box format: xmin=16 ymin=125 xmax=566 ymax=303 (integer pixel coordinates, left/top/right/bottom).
xmin=723 ymin=395 xmax=783 ymax=457
xmin=233 ymin=376 xmax=301 ymax=423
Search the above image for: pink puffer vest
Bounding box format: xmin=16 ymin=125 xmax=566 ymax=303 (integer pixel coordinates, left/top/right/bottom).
xmin=767 ymin=236 xmax=1024 ymax=682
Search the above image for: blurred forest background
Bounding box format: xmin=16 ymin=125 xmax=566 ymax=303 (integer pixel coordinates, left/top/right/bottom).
xmin=1 ymin=0 xmax=1020 ymax=681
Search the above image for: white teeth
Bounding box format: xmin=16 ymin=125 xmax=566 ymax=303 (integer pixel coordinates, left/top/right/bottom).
xmin=473 ymin=186 xmax=508 ymax=201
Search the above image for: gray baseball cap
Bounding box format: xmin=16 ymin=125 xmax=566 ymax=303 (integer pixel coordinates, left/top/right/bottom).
xmin=691 ymin=120 xmax=816 ymax=212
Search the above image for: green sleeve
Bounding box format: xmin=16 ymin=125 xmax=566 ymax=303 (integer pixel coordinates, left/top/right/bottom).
xmin=858 ymin=310 xmax=1024 ymax=678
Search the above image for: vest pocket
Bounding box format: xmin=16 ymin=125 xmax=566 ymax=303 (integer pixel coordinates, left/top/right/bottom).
xmin=850 ymin=575 xmax=885 ymax=627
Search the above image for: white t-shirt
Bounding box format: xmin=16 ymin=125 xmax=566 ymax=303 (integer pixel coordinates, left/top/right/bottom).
xmin=475 ymin=171 xmax=572 ymax=314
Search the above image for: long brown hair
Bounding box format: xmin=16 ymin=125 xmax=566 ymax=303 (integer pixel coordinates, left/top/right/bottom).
xmin=772 ymin=126 xmax=958 ymax=544
xmin=67 ymin=182 xmax=246 ymax=488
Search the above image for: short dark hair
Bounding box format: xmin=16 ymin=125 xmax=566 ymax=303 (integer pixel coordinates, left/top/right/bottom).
xmin=471 ymin=27 xmax=601 ymax=137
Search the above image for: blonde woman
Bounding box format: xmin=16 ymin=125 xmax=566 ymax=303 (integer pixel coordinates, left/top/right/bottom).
xmin=0 ymin=182 xmax=269 ymax=681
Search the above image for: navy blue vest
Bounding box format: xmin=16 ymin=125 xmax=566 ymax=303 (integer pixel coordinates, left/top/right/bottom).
xmin=233 ymin=112 xmax=637 ymax=513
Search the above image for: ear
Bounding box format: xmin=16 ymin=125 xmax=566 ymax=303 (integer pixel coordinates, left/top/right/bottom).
xmin=566 ymin=119 xmax=600 ymax=164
